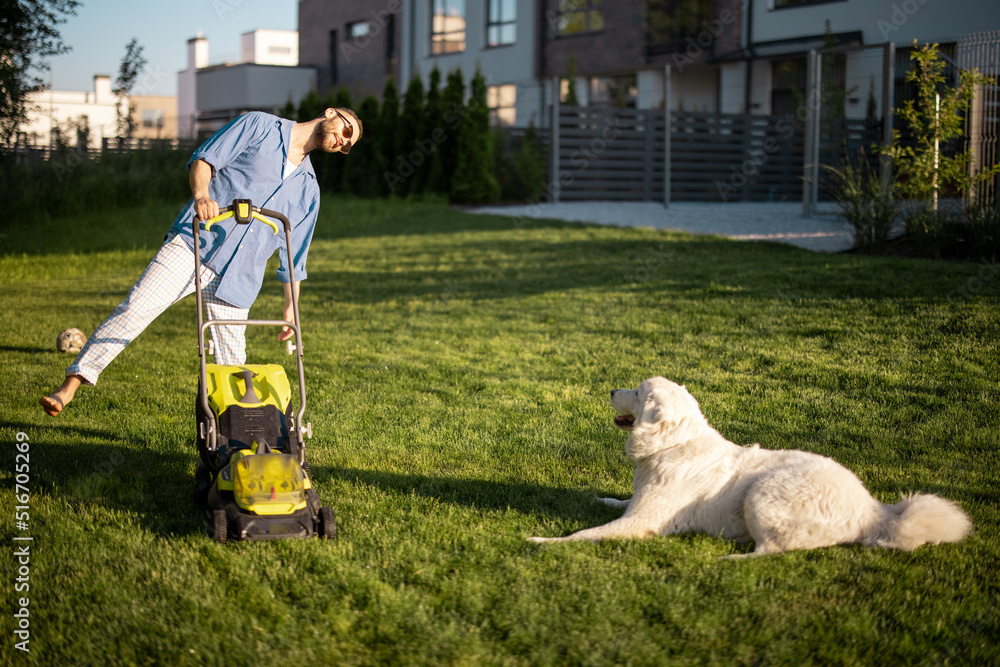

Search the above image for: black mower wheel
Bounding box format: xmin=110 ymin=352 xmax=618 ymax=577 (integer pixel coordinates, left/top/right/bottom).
xmin=318 ymin=507 xmax=337 ymax=539
xmin=195 ymin=463 xmax=212 ymax=507
xmin=212 ymin=510 xmax=228 ymax=544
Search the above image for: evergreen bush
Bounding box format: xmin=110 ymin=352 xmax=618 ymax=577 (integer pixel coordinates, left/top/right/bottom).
xmin=393 ymin=75 xmax=427 ymax=197
xmin=450 ymin=70 xmax=500 ymax=205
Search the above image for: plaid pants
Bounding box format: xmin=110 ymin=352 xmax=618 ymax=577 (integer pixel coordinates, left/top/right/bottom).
xmin=68 ymin=235 xmax=248 ymax=385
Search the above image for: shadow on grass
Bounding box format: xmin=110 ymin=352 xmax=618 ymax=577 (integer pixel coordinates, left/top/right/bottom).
xmin=0 ymin=345 xmax=53 ymax=354
xmin=322 ymin=465 xmax=624 ymax=523
xmin=4 ymin=420 xmax=203 ymax=538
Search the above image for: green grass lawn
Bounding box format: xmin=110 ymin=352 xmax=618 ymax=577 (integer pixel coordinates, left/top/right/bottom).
xmin=2 ymin=197 xmax=998 ymax=665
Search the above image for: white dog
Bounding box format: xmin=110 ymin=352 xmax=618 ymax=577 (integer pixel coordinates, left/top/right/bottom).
xmin=528 ymin=377 xmax=972 ymax=557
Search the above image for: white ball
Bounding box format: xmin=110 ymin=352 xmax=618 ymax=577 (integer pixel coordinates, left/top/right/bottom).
xmin=57 ymin=328 xmax=87 ymax=353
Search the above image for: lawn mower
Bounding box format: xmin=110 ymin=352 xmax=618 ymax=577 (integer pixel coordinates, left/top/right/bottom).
xmin=192 ymin=199 xmax=335 ymax=544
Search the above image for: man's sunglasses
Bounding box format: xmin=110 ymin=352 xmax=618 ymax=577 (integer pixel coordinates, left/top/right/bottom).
xmin=334 ymin=109 xmax=353 ymax=154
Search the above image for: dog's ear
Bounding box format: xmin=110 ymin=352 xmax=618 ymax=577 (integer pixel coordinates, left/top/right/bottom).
xmin=636 ymin=381 xmax=667 ymax=427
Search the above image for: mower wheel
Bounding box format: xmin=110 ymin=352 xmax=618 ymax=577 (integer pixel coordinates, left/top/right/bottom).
xmin=212 ymin=510 xmax=228 ymax=544
xmin=318 ymin=507 xmax=337 ymax=540
xmin=195 ymin=464 xmax=212 ymax=507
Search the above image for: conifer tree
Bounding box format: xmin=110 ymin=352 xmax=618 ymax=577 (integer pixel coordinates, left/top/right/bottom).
xmin=342 ymin=95 xmax=380 ymax=197
xmin=434 ymin=69 xmax=466 ymax=194
xmin=296 ymin=89 xmax=323 ymax=122
xmin=376 ymin=78 xmax=400 ymax=197
xmin=424 ymin=67 xmax=446 ymax=195
xmin=394 ymin=75 xmax=427 ymax=197
xmin=451 ymin=69 xmax=500 ymax=204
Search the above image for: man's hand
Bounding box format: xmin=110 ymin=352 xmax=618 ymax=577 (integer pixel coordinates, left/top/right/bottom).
xmin=279 ymin=281 xmax=300 ymax=342
xmin=194 ymin=196 xmax=220 ymax=222
xmin=189 ymin=159 xmax=219 ymax=221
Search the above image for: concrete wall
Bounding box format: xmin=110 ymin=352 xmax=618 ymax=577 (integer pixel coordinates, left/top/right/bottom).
xmin=196 ymin=64 xmax=316 ymax=116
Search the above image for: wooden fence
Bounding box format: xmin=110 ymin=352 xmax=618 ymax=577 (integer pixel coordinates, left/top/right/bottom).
xmin=552 ymin=104 xmax=881 ymax=203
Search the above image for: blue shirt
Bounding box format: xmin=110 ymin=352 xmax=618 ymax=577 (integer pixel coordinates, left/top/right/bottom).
xmin=168 ymin=111 xmax=320 ymax=309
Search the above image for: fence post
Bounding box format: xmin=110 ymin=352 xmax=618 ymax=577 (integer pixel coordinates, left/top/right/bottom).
xmin=664 ymin=64 xmax=671 ymax=209
xmin=803 ymin=49 xmax=821 ymax=218
xmin=880 ymin=41 xmax=895 ymax=192
xmin=551 ymin=75 xmax=561 ymax=203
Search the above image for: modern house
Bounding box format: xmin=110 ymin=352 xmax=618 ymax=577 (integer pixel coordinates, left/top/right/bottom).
xmin=177 ymin=29 xmax=316 ymax=140
xmin=297 ymin=0 xmax=999 ymax=202
xmin=14 ymin=75 xmax=122 ymax=150
xmin=298 ymin=0 xmax=544 ymax=128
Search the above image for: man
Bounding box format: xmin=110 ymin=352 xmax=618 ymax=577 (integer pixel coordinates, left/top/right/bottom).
xmin=40 ymin=107 xmax=362 ymax=416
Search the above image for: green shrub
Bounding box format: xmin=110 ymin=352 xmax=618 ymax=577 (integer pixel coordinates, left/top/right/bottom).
xmin=964 ymin=199 xmax=1000 ymax=261
xmin=826 ymin=153 xmax=898 ymax=254
xmin=494 ymin=122 xmax=548 ymax=203
xmin=904 ymin=205 xmax=952 ymax=259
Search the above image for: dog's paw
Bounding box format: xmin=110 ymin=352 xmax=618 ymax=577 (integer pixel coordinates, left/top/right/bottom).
xmin=597 ymin=497 xmax=630 ymax=508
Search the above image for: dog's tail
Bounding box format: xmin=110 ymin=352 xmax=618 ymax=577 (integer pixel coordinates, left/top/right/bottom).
xmin=875 ymin=493 xmax=972 ymax=551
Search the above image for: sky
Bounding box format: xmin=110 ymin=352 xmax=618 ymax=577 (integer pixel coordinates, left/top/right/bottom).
xmin=45 ymin=0 xmax=298 ymax=97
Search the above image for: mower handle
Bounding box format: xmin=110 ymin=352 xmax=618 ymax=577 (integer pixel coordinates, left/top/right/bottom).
xmin=198 ymin=200 xmax=288 ymax=236
xmin=192 ymin=199 xmax=308 ymax=465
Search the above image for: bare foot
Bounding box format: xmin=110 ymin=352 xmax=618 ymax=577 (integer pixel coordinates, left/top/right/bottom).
xmin=40 ymin=375 xmax=84 ymax=417
xmin=39 ymin=395 xmax=64 ymax=416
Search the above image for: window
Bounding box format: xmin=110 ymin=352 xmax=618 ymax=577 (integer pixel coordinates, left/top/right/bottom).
xmin=555 ymin=0 xmax=604 ymax=36
xmin=488 ymin=84 xmax=516 ymax=126
xmin=268 ymin=45 xmax=291 ymax=55
xmin=487 ymin=0 xmax=516 ymax=47
xmin=431 ymin=0 xmax=466 ymax=55
xmin=591 ymin=75 xmax=637 ymax=108
xmin=645 ymin=0 xmax=715 ymax=51
xmin=142 ymin=109 xmax=164 ymax=128
xmin=348 ymin=21 xmax=370 ymax=39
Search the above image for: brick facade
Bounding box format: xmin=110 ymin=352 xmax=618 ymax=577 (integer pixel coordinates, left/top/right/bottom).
xmin=298 ymin=0 xmax=401 ymax=100
xmin=541 ymin=0 xmax=743 ymax=77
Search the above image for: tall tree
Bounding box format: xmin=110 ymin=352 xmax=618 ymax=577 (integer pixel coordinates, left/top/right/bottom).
xmin=424 ymin=67 xmax=446 ymax=195
xmin=376 ymin=78 xmax=399 ymax=197
xmin=394 ymin=74 xmax=426 ymax=197
xmin=115 ymin=38 xmax=147 ymax=141
xmin=450 ymin=69 xmax=500 ymax=205
xmin=884 ymin=42 xmax=999 ymax=206
xmin=432 ymin=68 xmax=465 ymax=193
xmin=0 ymin=0 xmax=80 ymax=147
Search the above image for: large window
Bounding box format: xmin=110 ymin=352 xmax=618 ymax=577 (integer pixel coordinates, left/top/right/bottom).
xmin=432 ymin=0 xmax=466 ymax=54
xmin=488 ymin=84 xmax=516 ymax=126
xmin=555 ymin=0 xmax=604 ymax=36
xmin=487 ymin=0 xmax=516 ymax=47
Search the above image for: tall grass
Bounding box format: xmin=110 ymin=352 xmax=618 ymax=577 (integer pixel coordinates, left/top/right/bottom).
xmin=1 ymin=197 xmax=998 ymax=665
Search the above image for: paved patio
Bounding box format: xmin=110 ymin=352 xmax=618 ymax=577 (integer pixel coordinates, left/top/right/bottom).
xmin=468 ymin=201 xmax=857 ymax=253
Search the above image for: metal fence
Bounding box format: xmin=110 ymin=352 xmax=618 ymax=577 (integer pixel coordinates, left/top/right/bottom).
xmin=551 ymin=104 xmax=881 ymax=204
xmin=960 ymin=30 xmax=1000 ymax=204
